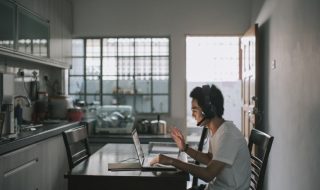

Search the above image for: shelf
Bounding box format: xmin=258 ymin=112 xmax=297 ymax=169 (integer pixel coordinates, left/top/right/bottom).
xmin=0 ymin=47 xmax=70 ymax=69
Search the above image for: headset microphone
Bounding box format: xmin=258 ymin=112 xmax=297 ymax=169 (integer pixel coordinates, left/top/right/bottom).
xmin=197 ymin=117 xmax=206 ymax=126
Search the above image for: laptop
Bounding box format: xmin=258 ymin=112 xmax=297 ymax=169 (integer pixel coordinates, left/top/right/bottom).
xmin=108 ymin=128 xmax=180 ymax=171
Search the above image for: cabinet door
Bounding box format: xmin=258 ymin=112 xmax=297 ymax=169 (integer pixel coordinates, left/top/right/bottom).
xmin=0 ymin=144 xmax=40 ymax=190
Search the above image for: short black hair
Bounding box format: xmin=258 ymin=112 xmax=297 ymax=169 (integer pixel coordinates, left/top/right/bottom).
xmin=189 ymin=84 xmax=224 ymax=118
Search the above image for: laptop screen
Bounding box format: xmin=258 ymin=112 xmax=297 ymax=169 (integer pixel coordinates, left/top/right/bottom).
xmin=132 ymin=129 xmax=145 ymax=165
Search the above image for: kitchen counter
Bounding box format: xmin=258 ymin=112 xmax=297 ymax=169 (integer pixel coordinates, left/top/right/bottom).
xmin=0 ymin=121 xmax=81 ymax=155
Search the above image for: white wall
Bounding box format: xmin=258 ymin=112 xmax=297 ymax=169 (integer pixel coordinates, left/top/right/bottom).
xmin=72 ymin=0 xmax=252 ymax=129
xmin=252 ymin=0 xmax=320 ymax=189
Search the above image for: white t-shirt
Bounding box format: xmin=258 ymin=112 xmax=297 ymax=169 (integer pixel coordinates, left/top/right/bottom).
xmin=206 ymin=121 xmax=251 ymax=190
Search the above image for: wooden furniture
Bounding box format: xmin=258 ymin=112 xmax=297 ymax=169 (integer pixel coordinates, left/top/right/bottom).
xmin=63 ymin=125 xmax=91 ymax=170
xmin=248 ymin=128 xmax=274 ymax=190
xmin=65 ymin=143 xmax=189 ymax=190
xmin=191 ymin=127 xmax=208 ymax=188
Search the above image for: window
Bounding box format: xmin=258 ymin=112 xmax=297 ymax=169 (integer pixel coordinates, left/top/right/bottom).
xmin=69 ymin=37 xmax=170 ymax=114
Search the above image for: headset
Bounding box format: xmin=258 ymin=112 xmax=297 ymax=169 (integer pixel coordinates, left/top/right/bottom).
xmin=197 ymin=85 xmax=216 ymax=126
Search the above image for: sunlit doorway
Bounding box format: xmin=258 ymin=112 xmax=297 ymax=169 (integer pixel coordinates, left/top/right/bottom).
xmin=186 ymin=36 xmax=241 ymax=148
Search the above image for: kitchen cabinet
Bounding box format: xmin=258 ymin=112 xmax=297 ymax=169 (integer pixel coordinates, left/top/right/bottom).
xmin=0 ymin=144 xmax=40 ymax=190
xmin=0 ymin=135 xmax=68 ymax=190
xmin=0 ymin=0 xmax=72 ymax=69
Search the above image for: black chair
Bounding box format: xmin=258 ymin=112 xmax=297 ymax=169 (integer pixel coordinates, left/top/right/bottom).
xmin=248 ymin=128 xmax=274 ymax=190
xmin=62 ymin=125 xmax=91 ymax=170
xmin=191 ymin=127 xmax=208 ymax=188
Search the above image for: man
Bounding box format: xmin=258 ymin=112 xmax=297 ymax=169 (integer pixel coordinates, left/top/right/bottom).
xmin=150 ymin=84 xmax=251 ymax=190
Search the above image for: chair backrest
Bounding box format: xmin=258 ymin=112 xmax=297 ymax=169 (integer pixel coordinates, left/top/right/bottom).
xmin=62 ymin=125 xmax=91 ymax=170
xmin=192 ymin=127 xmax=208 ymax=187
xmin=248 ymin=128 xmax=274 ymax=190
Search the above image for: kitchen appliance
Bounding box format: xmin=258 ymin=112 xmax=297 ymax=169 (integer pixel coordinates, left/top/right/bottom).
xmin=150 ymin=115 xmax=167 ymax=135
xmin=0 ymin=73 xmax=15 ymax=135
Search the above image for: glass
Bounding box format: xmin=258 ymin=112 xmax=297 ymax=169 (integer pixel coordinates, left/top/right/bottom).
xmin=152 ymin=38 xmax=169 ymax=56
xmin=70 ymin=58 xmax=84 ymax=75
xmin=135 ymin=38 xmax=151 ymax=56
xmin=86 ymin=95 xmax=100 ymax=105
xmin=86 ymin=76 xmax=100 ymax=94
xmin=69 ymin=76 xmax=85 ymax=94
xmin=153 ymin=57 xmax=169 ymax=75
xmin=135 ymin=76 xmax=151 ymax=94
xmin=135 ymin=57 xmax=151 ymax=76
xmin=153 ymin=95 xmax=169 ymax=113
xmin=153 ymin=76 xmax=169 ymax=93
xmin=135 ymin=95 xmax=151 ymax=113
xmin=102 ymin=95 xmax=116 ymax=105
xmin=72 ymin=39 xmax=84 ymax=56
xmin=86 ymin=58 xmax=100 ymax=75
xmin=102 ymin=57 xmax=117 ymax=75
xmin=118 ymin=38 xmax=134 ymax=56
xmin=0 ymin=0 xmax=15 ymax=49
xmin=86 ymin=39 xmax=100 ymax=57
xmin=117 ymin=95 xmax=134 ymax=107
xmin=103 ymin=38 xmax=117 ymax=56
xmin=102 ymin=76 xmax=117 ymax=93
xmin=18 ymin=7 xmax=49 ymax=57
xmin=118 ymin=57 xmax=134 ymax=76
xmin=119 ymin=76 xmax=134 ymax=94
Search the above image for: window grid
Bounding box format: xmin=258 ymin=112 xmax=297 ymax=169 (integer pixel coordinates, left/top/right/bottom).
xmin=69 ymin=37 xmax=170 ymax=114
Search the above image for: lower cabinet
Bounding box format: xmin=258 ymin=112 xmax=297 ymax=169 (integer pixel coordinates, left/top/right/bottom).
xmin=0 ymin=135 xmax=69 ymax=190
xmin=0 ymin=144 xmax=40 ymax=190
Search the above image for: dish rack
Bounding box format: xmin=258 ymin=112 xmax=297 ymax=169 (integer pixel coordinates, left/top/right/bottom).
xmin=95 ymin=105 xmax=135 ymax=134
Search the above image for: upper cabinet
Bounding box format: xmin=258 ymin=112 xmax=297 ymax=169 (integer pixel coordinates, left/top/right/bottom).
xmin=0 ymin=0 xmax=72 ymax=69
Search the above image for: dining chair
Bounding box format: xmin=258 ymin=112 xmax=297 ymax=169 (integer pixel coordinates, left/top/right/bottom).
xmin=191 ymin=127 xmax=208 ymax=188
xmin=62 ymin=125 xmax=91 ymax=170
xmin=248 ymin=128 xmax=274 ymax=190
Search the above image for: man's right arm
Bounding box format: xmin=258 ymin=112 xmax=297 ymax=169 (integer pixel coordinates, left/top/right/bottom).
xmin=184 ymin=146 xmax=212 ymax=165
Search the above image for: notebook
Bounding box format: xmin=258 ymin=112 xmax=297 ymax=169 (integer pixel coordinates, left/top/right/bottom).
xmin=108 ymin=128 xmax=179 ymax=171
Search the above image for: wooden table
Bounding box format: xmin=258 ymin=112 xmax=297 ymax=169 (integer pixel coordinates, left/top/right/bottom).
xmin=65 ymin=143 xmax=189 ymax=190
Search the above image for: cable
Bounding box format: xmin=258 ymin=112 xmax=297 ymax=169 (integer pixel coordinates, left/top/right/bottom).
xmin=118 ymin=157 xmax=139 ymax=163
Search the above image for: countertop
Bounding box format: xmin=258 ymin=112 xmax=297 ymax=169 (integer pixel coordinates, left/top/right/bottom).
xmin=0 ymin=121 xmax=81 ymax=155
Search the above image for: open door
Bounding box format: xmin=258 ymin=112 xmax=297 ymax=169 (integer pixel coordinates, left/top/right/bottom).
xmin=240 ymin=24 xmax=261 ymax=139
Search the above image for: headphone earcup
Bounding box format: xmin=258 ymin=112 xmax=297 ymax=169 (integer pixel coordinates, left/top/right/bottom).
xmin=202 ymin=85 xmax=216 ymax=119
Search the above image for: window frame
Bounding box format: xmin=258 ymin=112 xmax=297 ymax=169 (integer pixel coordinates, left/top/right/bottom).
xmin=69 ymin=36 xmax=171 ymax=115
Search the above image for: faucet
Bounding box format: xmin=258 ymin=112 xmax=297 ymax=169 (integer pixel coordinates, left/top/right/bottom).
xmin=14 ymin=95 xmax=32 ymax=107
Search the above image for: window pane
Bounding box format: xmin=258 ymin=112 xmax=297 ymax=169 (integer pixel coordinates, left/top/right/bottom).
xmin=69 ymin=94 xmax=85 ymax=102
xmin=86 ymin=95 xmax=100 ymax=105
xmin=118 ymin=57 xmax=134 ymax=76
xmin=135 ymin=57 xmax=151 ymax=76
xmin=135 ymin=95 xmax=151 ymax=113
xmin=103 ymin=38 xmax=117 ymax=56
xmin=86 ymin=58 xmax=100 ymax=75
xmin=119 ymin=76 xmax=134 ymax=94
xmin=152 ymin=38 xmax=169 ymax=56
xmin=86 ymin=76 xmax=100 ymax=94
xmin=118 ymin=95 xmax=134 ymax=107
xmin=153 ymin=57 xmax=169 ymax=75
xmin=69 ymin=76 xmax=84 ymax=94
xmin=102 ymin=76 xmax=117 ymax=93
xmin=118 ymin=38 xmax=134 ymax=56
xmin=103 ymin=57 xmax=117 ymax=75
xmin=135 ymin=38 xmax=151 ymax=56
xmin=153 ymin=95 xmax=168 ymax=113
xmin=136 ymin=76 xmax=151 ymax=94
xmin=70 ymin=58 xmax=84 ymax=75
xmin=153 ymin=76 xmax=169 ymax=93
xmin=72 ymin=39 xmax=84 ymax=56
xmin=102 ymin=95 xmax=116 ymax=105
xmin=86 ymin=39 xmax=100 ymax=57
